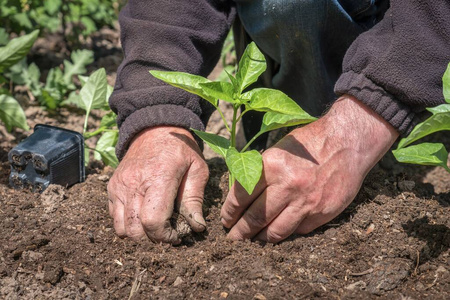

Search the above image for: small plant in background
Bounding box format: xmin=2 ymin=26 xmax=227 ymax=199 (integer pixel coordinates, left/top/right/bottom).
xmin=0 ymin=29 xmax=39 ymax=132
xmin=216 ymin=30 xmax=237 ymax=82
xmin=151 ymin=42 xmax=317 ymax=194
xmin=0 ymin=0 xmax=123 ymax=37
xmin=393 ymin=63 xmax=450 ymax=172
xmin=70 ymin=68 xmax=119 ymax=168
xmin=6 ymin=48 xmax=95 ymax=110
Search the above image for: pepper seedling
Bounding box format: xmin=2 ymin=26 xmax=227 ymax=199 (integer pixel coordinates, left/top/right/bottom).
xmin=392 ymin=63 xmax=450 ymax=172
xmin=150 ymin=42 xmax=317 ymax=194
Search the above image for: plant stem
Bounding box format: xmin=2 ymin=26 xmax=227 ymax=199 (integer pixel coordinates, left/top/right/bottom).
xmin=241 ymin=131 xmax=264 ymax=152
xmin=236 ymin=108 xmax=248 ymax=124
xmin=83 ymin=111 xmax=90 ymax=134
xmin=217 ymin=106 xmax=231 ymax=132
xmin=228 ymin=105 xmax=239 ymax=189
xmin=84 ymin=128 xmax=118 ymax=139
xmin=231 ymin=105 xmax=238 ymax=148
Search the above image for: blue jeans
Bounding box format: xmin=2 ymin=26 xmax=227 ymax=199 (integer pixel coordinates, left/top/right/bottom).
xmin=234 ymin=0 xmax=389 ymax=148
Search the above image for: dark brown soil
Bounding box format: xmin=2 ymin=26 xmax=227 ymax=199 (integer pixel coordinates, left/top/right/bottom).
xmin=0 ymin=28 xmax=449 ymax=300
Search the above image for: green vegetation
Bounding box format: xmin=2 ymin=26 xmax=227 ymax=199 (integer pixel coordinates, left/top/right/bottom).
xmin=0 ymin=29 xmax=38 ymax=131
xmin=393 ymin=63 xmax=450 ymax=172
xmin=0 ymin=0 xmax=122 ymax=37
xmin=151 ymin=42 xmax=317 ymax=194
xmin=0 ymin=1 xmax=120 ymax=168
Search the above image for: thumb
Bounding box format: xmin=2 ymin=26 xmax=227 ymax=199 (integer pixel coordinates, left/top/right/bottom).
xmin=177 ymin=158 xmax=209 ymax=232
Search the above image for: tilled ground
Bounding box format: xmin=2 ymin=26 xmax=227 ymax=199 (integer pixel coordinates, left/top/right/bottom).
xmin=0 ymin=104 xmax=449 ymax=299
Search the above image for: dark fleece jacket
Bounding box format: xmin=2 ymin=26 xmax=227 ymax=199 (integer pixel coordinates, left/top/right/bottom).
xmin=110 ymin=0 xmax=450 ymax=160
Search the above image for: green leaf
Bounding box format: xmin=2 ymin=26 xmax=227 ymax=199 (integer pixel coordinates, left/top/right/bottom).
xmin=226 ymin=147 xmax=263 ymax=194
xmin=260 ymin=111 xmax=317 ymax=134
xmin=81 ymin=16 xmax=97 ymax=35
xmin=0 ymin=28 xmax=9 ymax=46
xmin=98 ymin=146 xmax=119 ymax=168
xmin=39 ymin=89 xmax=59 ymax=110
xmin=150 ymin=70 xmax=217 ymax=106
xmin=393 ymin=143 xmax=449 ymax=171
xmin=5 ymin=59 xmax=27 ymax=85
xmin=103 ymin=84 xmax=114 ymax=110
xmin=45 ymin=67 xmax=64 ymax=90
xmin=191 ymin=129 xmax=230 ymax=158
xmin=100 ymin=111 xmax=117 ymax=129
xmin=61 ymin=91 xmax=80 ymax=106
xmin=106 ymin=84 xmax=114 ymax=100
xmin=84 ymin=144 xmax=90 ymax=167
xmin=217 ymin=66 xmax=237 ymax=83
xmin=78 ymin=75 xmax=89 ymax=86
xmin=95 ymin=131 xmax=118 ymax=161
xmin=44 ymin=0 xmax=62 ymax=15
xmin=0 ymin=94 xmax=29 ymax=131
xmin=8 ymin=61 xmax=42 ymax=95
xmin=397 ymin=103 xmax=450 ymax=149
xmin=0 ymin=30 xmax=39 ymax=73
xmin=63 ymin=49 xmax=94 ymax=85
xmin=426 ymin=103 xmax=450 ymax=114
xmin=235 ymin=42 xmax=266 ymax=93
xmin=12 ymin=13 xmax=33 ymax=29
xmin=443 ymin=63 xmax=450 ymax=104
xmin=26 ymin=62 xmax=42 ymax=95
xmin=225 ymin=69 xmax=239 ymax=89
xmin=243 ymin=88 xmax=304 ymax=114
xmin=199 ymin=81 xmax=236 ymax=104
xmin=78 ymin=68 xmax=108 ymax=112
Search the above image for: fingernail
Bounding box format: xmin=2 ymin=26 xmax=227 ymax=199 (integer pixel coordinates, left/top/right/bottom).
xmin=193 ymin=212 xmax=206 ymax=228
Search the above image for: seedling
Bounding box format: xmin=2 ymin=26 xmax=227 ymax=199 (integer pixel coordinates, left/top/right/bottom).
xmin=393 ymin=63 xmax=450 ymax=172
xmin=150 ymin=42 xmax=317 ymax=194
xmin=70 ymin=67 xmax=119 ymax=168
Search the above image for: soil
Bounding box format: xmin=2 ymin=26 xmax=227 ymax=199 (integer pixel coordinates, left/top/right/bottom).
xmin=0 ymin=27 xmax=449 ymax=300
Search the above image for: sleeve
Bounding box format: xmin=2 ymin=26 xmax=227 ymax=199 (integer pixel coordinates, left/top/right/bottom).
xmin=334 ymin=1 xmax=450 ymax=135
xmin=109 ymin=0 xmax=236 ymax=160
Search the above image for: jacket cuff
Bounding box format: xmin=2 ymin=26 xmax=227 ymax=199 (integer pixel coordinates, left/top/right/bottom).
xmin=116 ymin=104 xmax=205 ymax=160
xmin=335 ymin=71 xmax=419 ymax=136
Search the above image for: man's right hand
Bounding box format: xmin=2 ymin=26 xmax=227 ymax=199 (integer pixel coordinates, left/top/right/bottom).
xmin=107 ymin=126 xmax=209 ymax=244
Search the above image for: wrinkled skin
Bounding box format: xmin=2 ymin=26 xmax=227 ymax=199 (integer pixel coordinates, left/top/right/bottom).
xmin=107 ymin=126 xmax=209 ymax=244
xmin=108 ymin=95 xmax=399 ymax=244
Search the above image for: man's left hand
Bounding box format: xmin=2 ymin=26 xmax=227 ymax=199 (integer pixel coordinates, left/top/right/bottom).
xmin=220 ymin=95 xmax=399 ymax=243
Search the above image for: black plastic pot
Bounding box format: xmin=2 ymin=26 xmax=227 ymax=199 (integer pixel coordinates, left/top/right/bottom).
xmin=8 ymin=124 xmax=85 ymax=192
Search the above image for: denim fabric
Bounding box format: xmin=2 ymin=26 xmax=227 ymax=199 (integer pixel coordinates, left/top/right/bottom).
xmin=234 ymin=0 xmax=389 ymax=147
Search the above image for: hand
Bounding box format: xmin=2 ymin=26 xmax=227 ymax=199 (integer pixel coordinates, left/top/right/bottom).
xmin=107 ymin=126 xmax=209 ymax=244
xmin=220 ymin=95 xmax=399 ymax=243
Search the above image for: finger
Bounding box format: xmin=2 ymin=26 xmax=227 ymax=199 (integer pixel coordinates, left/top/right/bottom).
xmin=107 ymin=180 xmax=116 ymax=218
xmin=108 ymin=198 xmax=114 ymax=218
xmin=112 ymin=197 xmax=126 ymax=238
xmin=140 ymin=172 xmax=185 ymax=245
xmin=295 ymin=207 xmax=346 ymax=235
xmin=255 ymin=205 xmax=306 ymax=243
xmin=220 ymin=173 xmax=267 ymax=228
xmin=107 ymin=181 xmax=126 ymax=237
xmin=177 ymin=159 xmax=209 ymax=232
xmin=227 ymin=186 xmax=287 ymax=240
xmin=124 ymin=191 xmax=146 ymax=240
xmin=296 ymin=183 xmax=356 ymax=235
